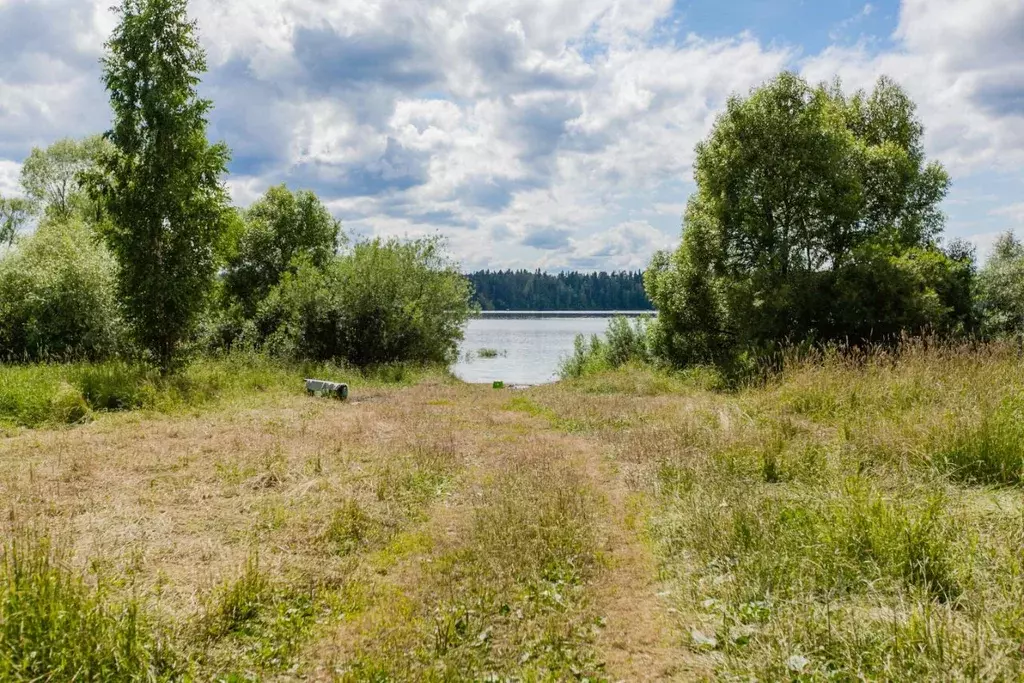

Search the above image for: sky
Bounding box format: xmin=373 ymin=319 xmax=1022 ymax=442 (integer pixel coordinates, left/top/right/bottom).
xmin=0 ymin=0 xmax=1022 ymax=272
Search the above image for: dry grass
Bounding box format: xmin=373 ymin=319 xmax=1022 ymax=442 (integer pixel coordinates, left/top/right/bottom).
xmin=2 ymin=344 xmax=1023 ymax=680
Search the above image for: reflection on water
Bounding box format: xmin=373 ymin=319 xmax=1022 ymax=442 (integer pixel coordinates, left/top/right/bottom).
xmin=452 ymin=312 xmax=652 ymax=385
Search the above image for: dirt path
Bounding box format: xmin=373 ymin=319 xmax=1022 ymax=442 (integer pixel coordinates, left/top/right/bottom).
xmin=544 ymin=426 xmax=700 ymax=682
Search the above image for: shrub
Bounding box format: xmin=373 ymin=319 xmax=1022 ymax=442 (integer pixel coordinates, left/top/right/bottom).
xmin=258 ymin=236 xmax=473 ymax=366
xmin=604 ymin=315 xmax=651 ymax=366
xmin=559 ymin=316 xmax=652 ymax=379
xmin=0 ymin=219 xmax=125 ymax=361
xmin=559 ymin=334 xmax=609 ymax=379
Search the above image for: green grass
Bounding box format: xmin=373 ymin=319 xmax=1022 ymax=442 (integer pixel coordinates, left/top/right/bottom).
xmin=196 ymin=554 xmax=334 ymax=674
xmin=933 ymin=394 xmax=1024 ymax=485
xmin=476 ymin=347 xmax=502 ymax=358
xmin=6 ymin=342 xmax=1024 ymax=679
xmin=0 ymin=353 xmax=451 ymax=429
xmin=0 ymin=532 xmax=181 ymax=682
xmin=592 ymin=342 xmax=1024 ymax=680
xmin=342 ymin=460 xmax=603 ymax=680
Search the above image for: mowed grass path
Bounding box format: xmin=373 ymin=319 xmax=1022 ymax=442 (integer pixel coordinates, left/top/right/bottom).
xmin=2 ymin=346 xmax=1024 ymax=680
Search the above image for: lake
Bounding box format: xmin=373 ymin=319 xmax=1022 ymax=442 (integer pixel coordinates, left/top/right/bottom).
xmin=452 ymin=311 xmax=653 ymax=385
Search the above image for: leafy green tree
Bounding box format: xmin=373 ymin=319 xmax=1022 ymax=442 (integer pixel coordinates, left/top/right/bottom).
xmin=0 ymin=196 xmax=33 ymax=247
xmin=224 ymin=184 xmax=341 ymax=316
xmin=258 ymin=237 xmax=473 ymax=366
xmin=0 ymin=219 xmax=125 ymax=360
xmin=647 ymin=73 xmax=963 ymax=367
xmin=976 ymin=232 xmax=1024 ymax=338
xmin=86 ymin=0 xmax=231 ymax=372
xmin=20 ymin=136 xmax=110 ymax=221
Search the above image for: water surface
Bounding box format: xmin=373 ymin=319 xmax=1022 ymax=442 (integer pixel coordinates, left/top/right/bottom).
xmin=453 ymin=312 xmax=652 ymax=385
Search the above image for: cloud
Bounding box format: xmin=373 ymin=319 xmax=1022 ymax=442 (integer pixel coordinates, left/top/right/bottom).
xmin=0 ymin=161 xmax=21 ymax=197
xmin=537 ymin=220 xmax=674 ymax=271
xmin=991 ymin=203 xmax=1024 ymax=226
xmin=521 ymin=227 xmax=573 ymax=250
xmin=803 ymin=0 xmax=1024 ymax=174
xmin=1 ymin=0 xmax=1023 ymax=271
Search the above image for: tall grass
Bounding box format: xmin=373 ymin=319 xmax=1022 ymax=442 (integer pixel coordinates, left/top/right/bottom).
xmin=599 ymin=340 xmax=1024 ymax=679
xmin=0 ymin=353 xmax=450 ymax=428
xmin=0 ymin=532 xmax=179 ymax=681
xmin=933 ymin=394 xmax=1024 ymax=485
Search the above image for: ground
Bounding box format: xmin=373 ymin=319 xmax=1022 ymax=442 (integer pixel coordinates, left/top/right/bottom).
xmin=2 ymin=349 xmax=1023 ymax=680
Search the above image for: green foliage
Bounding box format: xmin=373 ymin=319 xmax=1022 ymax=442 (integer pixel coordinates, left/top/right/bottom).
xmin=0 ymin=219 xmax=125 ymax=361
xmin=647 ymin=73 xmax=967 ymax=368
xmin=559 ymin=316 xmax=651 ymax=379
xmin=88 ymin=0 xmax=232 ymax=373
xmin=976 ymin=232 xmax=1024 ymax=338
xmin=604 ymin=315 xmax=651 ymax=367
xmin=258 ymin=237 xmax=473 ymax=366
xmin=19 ymin=136 xmax=110 ymax=222
xmin=0 ymin=532 xmax=179 ymax=681
xmin=0 ymin=196 xmax=33 ymax=247
xmin=224 ymin=184 xmax=342 ymax=316
xmin=559 ymin=334 xmax=609 ymax=379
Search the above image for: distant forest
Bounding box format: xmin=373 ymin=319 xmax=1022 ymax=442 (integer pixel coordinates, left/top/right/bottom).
xmin=467 ymin=270 xmax=653 ymax=311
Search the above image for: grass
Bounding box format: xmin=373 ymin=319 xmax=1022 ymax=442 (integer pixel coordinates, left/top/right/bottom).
xmin=552 ymin=341 xmax=1024 ymax=680
xmin=2 ymin=342 xmax=1024 ymax=679
xmin=476 ymin=347 xmax=503 ymax=359
xmin=0 ymin=353 xmax=450 ymax=429
xmin=0 ymin=531 xmax=181 ymax=681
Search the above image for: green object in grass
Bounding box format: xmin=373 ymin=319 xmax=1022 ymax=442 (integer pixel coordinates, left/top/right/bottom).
xmin=492 ymin=381 xmax=504 ymax=389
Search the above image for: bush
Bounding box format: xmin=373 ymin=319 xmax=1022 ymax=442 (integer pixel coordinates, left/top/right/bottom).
xmin=0 ymin=219 xmax=125 ymax=361
xmin=258 ymin=237 xmax=474 ymax=366
xmin=559 ymin=316 xmax=651 ymax=379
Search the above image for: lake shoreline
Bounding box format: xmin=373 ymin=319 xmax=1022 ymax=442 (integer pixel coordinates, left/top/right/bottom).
xmin=454 ymin=313 xmax=618 ymax=385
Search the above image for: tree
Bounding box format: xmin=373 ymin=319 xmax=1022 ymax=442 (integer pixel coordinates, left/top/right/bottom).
xmin=976 ymin=232 xmax=1024 ymax=338
xmin=86 ymin=0 xmax=231 ymax=372
xmin=224 ymin=185 xmax=341 ymax=316
xmin=647 ymin=73 xmax=963 ymax=367
xmin=20 ymin=136 xmax=110 ymax=221
xmin=0 ymin=196 xmax=33 ymax=247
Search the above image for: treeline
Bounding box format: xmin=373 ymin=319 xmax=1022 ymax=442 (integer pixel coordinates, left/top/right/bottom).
xmin=566 ymin=73 xmax=1024 ymax=378
xmin=0 ymin=0 xmax=472 ymax=373
xmin=467 ymin=270 xmax=652 ymax=310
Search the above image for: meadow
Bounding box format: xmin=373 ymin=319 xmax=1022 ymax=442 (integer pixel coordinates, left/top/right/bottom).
xmin=1 ymin=344 xmax=1023 ymax=680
